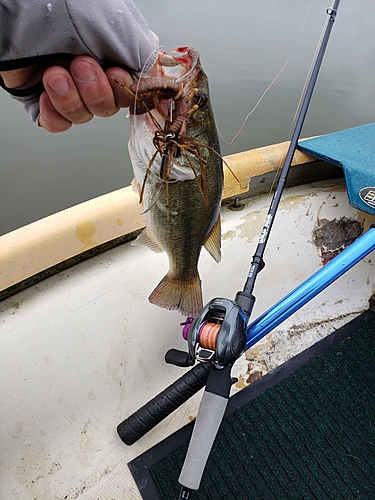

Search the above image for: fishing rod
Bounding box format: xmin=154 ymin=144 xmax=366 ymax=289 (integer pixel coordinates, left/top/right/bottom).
xmin=236 ymin=0 xmax=341 ymax=318
xmin=117 ymin=1 xmax=341 ymax=498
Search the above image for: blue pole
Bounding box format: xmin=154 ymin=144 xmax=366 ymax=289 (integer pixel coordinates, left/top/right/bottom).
xmin=246 ymin=226 xmax=375 ymax=350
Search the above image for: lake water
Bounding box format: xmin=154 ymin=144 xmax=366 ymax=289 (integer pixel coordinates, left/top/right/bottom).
xmin=1 ymin=0 xmax=375 ymax=235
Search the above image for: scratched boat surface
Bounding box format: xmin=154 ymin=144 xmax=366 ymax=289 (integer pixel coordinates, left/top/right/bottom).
xmin=1 ymin=142 xmax=375 ymax=500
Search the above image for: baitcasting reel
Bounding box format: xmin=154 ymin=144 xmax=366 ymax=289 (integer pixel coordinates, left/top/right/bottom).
xmin=166 ymin=297 xmax=248 ymax=368
xmin=118 ymin=296 xmax=250 ymax=445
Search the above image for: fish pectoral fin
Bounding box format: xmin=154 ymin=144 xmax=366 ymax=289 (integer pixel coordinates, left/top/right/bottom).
xmin=131 ymin=228 xmax=163 ymax=253
xmin=131 ymin=177 xmax=141 ymax=196
xmin=203 ymin=217 xmax=221 ymax=263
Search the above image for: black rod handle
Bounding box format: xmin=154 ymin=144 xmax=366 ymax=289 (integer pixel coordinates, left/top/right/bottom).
xmin=117 ymin=362 xmax=211 ymax=445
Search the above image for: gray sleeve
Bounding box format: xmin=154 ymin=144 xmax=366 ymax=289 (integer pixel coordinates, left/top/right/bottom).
xmin=0 ymin=0 xmax=159 ymax=122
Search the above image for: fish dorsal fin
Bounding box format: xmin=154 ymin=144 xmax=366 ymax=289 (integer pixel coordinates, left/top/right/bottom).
xmin=203 ymin=217 xmax=221 ymax=263
xmin=132 ymin=228 xmax=163 ymax=253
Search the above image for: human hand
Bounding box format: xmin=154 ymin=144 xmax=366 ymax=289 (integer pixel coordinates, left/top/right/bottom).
xmin=1 ymin=55 xmax=134 ymax=133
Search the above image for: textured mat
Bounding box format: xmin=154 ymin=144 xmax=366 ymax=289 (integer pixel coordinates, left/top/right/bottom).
xmin=298 ymin=123 xmax=375 ymax=216
xmin=129 ymin=309 xmax=375 ymax=500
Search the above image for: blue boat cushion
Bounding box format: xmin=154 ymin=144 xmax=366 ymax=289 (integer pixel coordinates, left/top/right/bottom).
xmin=298 ymin=123 xmax=375 ymax=216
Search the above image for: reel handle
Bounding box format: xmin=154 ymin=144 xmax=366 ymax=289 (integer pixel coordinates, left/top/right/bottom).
xmin=117 ymin=362 xmax=210 ymax=445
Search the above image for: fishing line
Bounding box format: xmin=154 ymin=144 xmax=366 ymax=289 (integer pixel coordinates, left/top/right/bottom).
xmin=218 ymin=59 xmax=290 ymax=146
xmin=264 ymin=1 xmax=330 ymax=207
xmin=216 ymin=0 xmax=316 ymax=146
xmin=285 ymin=11 xmax=329 ymax=145
xmin=295 ymin=0 xmax=316 ymax=44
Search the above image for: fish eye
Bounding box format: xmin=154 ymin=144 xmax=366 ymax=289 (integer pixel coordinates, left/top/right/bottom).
xmin=193 ymin=91 xmax=208 ymax=110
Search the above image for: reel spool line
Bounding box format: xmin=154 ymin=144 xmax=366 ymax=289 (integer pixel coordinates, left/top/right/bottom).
xmin=187 ymin=298 xmax=248 ymax=366
xmin=198 ymin=322 xmax=221 ymax=351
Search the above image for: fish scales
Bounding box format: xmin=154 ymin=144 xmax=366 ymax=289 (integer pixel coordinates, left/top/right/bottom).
xmin=129 ymin=47 xmax=223 ymax=317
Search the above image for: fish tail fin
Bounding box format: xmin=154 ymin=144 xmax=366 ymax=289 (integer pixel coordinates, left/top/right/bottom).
xmin=148 ymin=274 xmax=203 ymax=317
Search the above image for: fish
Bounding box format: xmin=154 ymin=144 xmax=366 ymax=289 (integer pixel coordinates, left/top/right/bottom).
xmin=128 ymin=46 xmax=223 ymax=317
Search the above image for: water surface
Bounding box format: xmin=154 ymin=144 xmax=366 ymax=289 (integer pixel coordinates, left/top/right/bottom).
xmin=1 ymin=0 xmax=374 ymax=234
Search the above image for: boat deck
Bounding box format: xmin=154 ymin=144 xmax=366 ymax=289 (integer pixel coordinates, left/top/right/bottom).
xmin=1 ymin=175 xmax=374 ymax=499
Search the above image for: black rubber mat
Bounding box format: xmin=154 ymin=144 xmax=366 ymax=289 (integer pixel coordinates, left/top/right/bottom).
xmin=129 ymin=308 xmax=375 ymax=500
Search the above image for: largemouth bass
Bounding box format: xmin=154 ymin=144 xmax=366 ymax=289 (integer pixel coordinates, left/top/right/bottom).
xmin=128 ymin=47 xmax=223 ymax=317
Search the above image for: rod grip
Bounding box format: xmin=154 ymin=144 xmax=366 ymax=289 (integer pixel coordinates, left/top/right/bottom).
xmin=117 ymin=363 xmax=211 ymax=445
xmin=178 ymin=391 xmax=228 ymax=490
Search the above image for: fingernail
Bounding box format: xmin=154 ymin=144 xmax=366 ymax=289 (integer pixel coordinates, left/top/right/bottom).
xmin=73 ymin=61 xmax=97 ymax=84
xmin=48 ymin=74 xmax=70 ymax=96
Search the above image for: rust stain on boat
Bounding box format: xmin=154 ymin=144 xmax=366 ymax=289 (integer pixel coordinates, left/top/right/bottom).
xmin=236 ymin=207 xmax=269 ymax=243
xmin=11 ymin=421 xmax=25 ymax=439
xmin=75 ymin=221 xmax=97 ymax=251
xmin=222 ymin=229 xmax=236 ymax=240
xmin=235 ymin=193 xmax=312 ymax=243
xmin=279 ymin=194 xmax=311 ymax=212
xmin=312 ymin=217 xmax=363 ymax=265
xmin=246 ymin=370 xmax=264 ymax=385
xmin=235 ymin=376 xmax=247 ymax=390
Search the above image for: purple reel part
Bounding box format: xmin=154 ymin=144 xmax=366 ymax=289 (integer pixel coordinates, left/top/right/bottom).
xmin=180 ymin=317 xmax=194 ymax=340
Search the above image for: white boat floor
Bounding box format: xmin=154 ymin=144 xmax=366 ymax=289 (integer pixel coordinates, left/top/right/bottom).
xmin=1 ymin=179 xmax=374 ymax=500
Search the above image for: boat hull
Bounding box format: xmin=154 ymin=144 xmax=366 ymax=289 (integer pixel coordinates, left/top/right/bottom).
xmin=1 ymin=146 xmax=374 ymax=499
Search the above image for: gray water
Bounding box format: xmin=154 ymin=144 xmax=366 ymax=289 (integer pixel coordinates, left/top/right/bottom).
xmin=1 ymin=0 xmax=375 ymax=235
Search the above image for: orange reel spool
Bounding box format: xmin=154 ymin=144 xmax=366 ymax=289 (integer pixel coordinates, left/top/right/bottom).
xmin=198 ymin=322 xmax=221 ymax=350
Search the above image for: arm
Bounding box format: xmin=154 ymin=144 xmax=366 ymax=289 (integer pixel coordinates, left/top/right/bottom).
xmin=0 ymin=0 xmax=158 ymax=132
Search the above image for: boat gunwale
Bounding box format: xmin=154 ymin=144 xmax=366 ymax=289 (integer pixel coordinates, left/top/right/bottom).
xmin=0 ymin=141 xmax=341 ymax=301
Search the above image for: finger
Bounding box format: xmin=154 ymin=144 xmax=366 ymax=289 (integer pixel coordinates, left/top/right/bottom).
xmin=70 ymin=56 xmax=120 ymax=117
xmin=39 ymin=91 xmax=72 ymax=133
xmin=106 ymin=67 xmax=135 ymax=108
xmin=0 ymin=66 xmax=39 ymax=88
xmin=43 ymin=65 xmax=94 ymax=125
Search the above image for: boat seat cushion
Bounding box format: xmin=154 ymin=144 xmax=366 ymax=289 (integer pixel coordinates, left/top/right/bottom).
xmin=298 ymin=123 xmax=375 ymax=216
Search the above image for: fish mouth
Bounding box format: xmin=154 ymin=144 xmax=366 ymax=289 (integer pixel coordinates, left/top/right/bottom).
xmin=157 ymin=46 xmax=200 ymax=83
xmin=129 ymin=46 xmax=203 ymax=184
